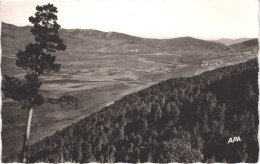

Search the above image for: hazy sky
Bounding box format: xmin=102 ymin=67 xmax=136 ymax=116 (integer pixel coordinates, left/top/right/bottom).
xmin=0 ymin=0 xmax=259 ymax=39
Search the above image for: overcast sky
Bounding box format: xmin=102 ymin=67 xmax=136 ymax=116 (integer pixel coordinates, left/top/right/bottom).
xmin=0 ymin=0 xmax=259 ymax=39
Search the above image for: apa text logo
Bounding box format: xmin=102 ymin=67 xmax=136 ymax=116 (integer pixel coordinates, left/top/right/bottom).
xmin=227 ymin=136 xmax=241 ymax=144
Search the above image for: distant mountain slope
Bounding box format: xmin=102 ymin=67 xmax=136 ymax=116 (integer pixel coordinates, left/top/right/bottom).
xmin=1 ymin=23 xmax=33 ymax=50
xmin=1 ymin=22 xmax=226 ymax=53
xmin=228 ymin=38 xmax=258 ymax=48
xmin=224 ymin=38 xmax=259 ymax=54
xmin=212 ymin=38 xmax=254 ymax=46
xmin=5 ymin=58 xmax=258 ymax=163
xmin=159 ymin=37 xmax=226 ymax=50
xmin=58 ymin=28 xmax=227 ymax=52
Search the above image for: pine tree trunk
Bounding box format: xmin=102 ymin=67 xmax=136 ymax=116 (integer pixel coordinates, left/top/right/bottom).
xmin=22 ymin=108 xmax=33 ymax=163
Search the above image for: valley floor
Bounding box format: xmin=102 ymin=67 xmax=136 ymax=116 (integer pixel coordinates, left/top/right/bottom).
xmin=1 ymin=43 xmax=258 ymax=158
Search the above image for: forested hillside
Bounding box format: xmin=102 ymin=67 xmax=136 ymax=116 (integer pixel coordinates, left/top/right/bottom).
xmin=5 ymin=58 xmax=258 ymax=163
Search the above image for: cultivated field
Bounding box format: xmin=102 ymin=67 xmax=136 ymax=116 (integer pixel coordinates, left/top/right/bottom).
xmin=1 ymin=23 xmax=258 ymax=158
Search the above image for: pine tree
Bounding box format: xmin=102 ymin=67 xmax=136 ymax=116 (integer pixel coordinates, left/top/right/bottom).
xmin=2 ymin=3 xmax=76 ymax=162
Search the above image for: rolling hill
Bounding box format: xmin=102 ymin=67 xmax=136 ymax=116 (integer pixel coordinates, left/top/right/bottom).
xmin=212 ymin=38 xmax=254 ymax=46
xmin=228 ymin=38 xmax=258 ymax=49
xmin=2 ymin=22 xmax=226 ymax=54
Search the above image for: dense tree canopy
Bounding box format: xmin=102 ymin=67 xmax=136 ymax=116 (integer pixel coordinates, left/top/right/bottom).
xmin=5 ymin=58 xmax=259 ymax=163
xmin=2 ymin=3 xmax=67 ymax=112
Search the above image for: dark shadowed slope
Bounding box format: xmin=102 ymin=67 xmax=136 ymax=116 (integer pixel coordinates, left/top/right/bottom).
xmin=5 ymin=58 xmax=258 ymax=163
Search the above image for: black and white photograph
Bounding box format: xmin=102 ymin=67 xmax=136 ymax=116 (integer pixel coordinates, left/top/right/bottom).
xmin=0 ymin=0 xmax=259 ymax=162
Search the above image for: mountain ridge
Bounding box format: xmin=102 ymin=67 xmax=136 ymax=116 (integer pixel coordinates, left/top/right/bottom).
xmin=212 ymin=38 xmax=255 ymax=46
xmin=2 ymin=22 xmax=226 ymax=52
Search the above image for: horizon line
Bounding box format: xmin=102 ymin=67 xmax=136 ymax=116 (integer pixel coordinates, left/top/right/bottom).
xmin=1 ymin=21 xmax=257 ymax=41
